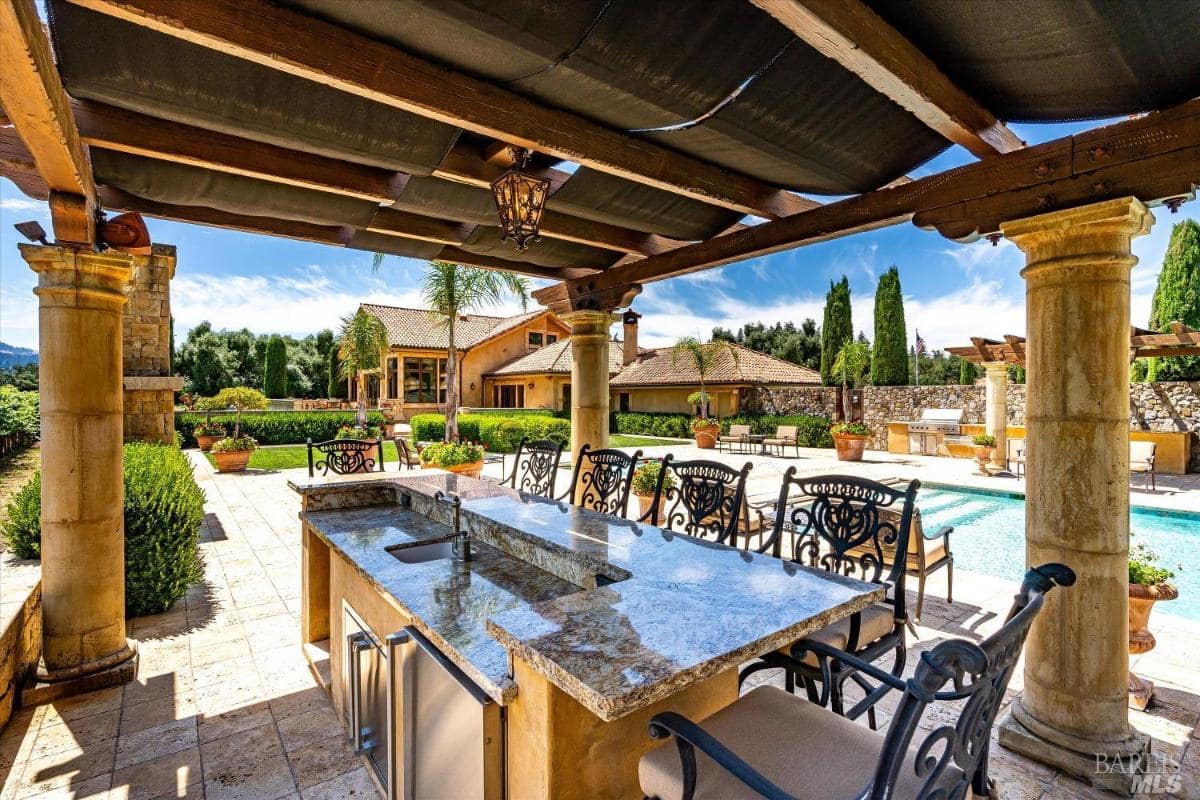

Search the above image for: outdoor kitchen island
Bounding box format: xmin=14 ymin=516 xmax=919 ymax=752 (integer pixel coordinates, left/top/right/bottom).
xmin=290 ymin=470 xmax=884 ymax=800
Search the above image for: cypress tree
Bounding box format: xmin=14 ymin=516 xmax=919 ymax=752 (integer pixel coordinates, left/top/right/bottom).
xmin=959 ymin=359 xmax=978 ymax=385
xmin=870 ymin=266 xmax=908 ymax=385
xmin=820 ymin=276 xmax=853 ymax=386
xmin=1146 ymin=220 xmax=1200 ymax=381
xmin=263 ymin=335 xmax=288 ymax=397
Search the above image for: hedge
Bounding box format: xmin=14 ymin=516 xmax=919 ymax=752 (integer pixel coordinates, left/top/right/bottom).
xmin=1 ymin=442 xmax=205 ymax=616
xmin=611 ymin=412 xmax=694 ymax=439
xmin=176 ymin=410 xmax=385 ymax=446
xmin=610 ymin=411 xmax=834 ymax=448
xmin=409 ymin=413 xmax=570 ymax=453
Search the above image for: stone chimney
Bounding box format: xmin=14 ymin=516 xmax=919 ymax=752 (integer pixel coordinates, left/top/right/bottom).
xmin=122 ymin=244 xmax=185 ymax=444
xmin=622 ymin=309 xmax=641 ymax=365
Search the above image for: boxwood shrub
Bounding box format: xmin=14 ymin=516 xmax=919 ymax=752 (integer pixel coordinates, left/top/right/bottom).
xmin=611 ymin=412 xmax=693 ymax=439
xmin=409 ymin=413 xmax=570 ymax=453
xmin=1 ymin=442 xmax=206 ymax=616
xmin=176 ymin=410 xmax=385 ymax=447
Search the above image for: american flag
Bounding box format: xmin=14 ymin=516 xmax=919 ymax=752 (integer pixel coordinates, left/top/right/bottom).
xmin=915 ymin=330 xmax=927 ymax=355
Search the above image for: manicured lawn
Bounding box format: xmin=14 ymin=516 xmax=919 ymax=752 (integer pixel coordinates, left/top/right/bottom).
xmin=608 ymin=434 xmax=687 ymax=448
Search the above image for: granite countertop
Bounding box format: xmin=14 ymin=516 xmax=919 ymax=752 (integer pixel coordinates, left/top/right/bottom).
xmin=293 ymin=472 xmax=884 ymax=722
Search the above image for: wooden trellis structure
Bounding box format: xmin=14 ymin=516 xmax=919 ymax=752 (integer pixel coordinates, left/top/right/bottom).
xmin=948 ymin=321 xmax=1200 ymax=365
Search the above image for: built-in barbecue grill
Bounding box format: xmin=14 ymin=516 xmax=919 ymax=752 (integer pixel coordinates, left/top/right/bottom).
xmin=906 ymin=408 xmax=964 ymax=455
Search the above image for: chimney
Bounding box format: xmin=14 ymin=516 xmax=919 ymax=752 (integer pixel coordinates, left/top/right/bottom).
xmin=622 ymin=309 xmax=641 ymax=365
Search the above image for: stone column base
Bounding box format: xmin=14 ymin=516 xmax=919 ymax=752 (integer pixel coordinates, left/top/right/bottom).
xmin=22 ymin=641 xmax=138 ymax=706
xmin=998 ymin=697 xmax=1149 ymax=795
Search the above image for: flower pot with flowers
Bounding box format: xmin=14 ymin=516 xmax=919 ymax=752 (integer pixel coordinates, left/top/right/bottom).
xmin=630 ymin=460 xmax=676 ymax=519
xmin=335 ymin=424 xmax=382 ymax=442
xmin=972 ymin=434 xmax=997 ymax=475
xmin=419 ymin=441 xmax=486 ymax=478
xmin=1127 ymin=541 xmax=1181 ymax=710
xmin=209 ymin=387 xmax=268 ymax=473
xmin=192 ymin=397 xmax=225 ymax=451
xmin=830 ymin=422 xmax=871 ymax=461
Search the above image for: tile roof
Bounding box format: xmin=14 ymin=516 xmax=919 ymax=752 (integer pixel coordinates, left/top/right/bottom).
xmin=360 ymin=303 xmax=546 ymax=350
xmin=611 ymin=343 xmax=820 ymax=387
xmin=487 ymin=337 xmax=630 ymax=376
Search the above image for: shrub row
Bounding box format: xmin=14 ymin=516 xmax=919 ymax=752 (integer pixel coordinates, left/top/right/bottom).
xmin=610 ymin=411 xmax=834 ymax=448
xmin=176 ymin=410 xmax=385 ymax=446
xmin=2 ymin=442 xmax=205 ymax=617
xmin=409 ymin=413 xmax=570 ymax=453
xmin=0 ymin=386 xmax=39 ymax=455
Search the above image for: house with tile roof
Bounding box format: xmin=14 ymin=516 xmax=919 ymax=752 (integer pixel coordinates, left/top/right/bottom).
xmin=355 ymin=303 xmax=569 ymax=418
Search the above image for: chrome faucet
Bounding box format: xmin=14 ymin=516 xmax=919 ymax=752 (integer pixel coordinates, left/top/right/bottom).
xmin=433 ymin=491 xmax=470 ymax=561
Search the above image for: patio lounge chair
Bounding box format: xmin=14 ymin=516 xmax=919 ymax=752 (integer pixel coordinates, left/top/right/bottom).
xmin=306 ymin=437 xmax=385 ymax=478
xmin=718 ymin=424 xmax=752 ymax=453
xmin=763 ymin=424 xmax=800 ymax=457
xmin=1007 ymin=437 xmax=1025 ymax=477
xmin=1130 ymin=440 xmax=1156 ymax=490
xmin=393 ymin=436 xmax=421 ymax=470
xmin=639 ymin=564 xmax=1076 ymax=800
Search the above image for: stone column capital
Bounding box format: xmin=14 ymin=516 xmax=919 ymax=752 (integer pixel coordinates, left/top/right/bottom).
xmin=559 ymin=309 xmax=619 ymax=338
xmin=1001 ymin=197 xmax=1154 ymax=277
xmin=982 ymin=361 xmax=1009 ymax=377
xmin=20 ymin=243 xmax=134 ymax=310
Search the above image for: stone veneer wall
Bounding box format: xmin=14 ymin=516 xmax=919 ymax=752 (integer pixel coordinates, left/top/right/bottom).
xmin=860 ymin=385 xmax=987 ymax=450
xmin=1129 ymin=381 xmax=1200 ymax=471
xmin=738 ymin=386 xmax=838 ymax=417
xmin=122 ymin=244 xmax=184 ymax=444
xmin=0 ymin=576 xmax=41 ymax=731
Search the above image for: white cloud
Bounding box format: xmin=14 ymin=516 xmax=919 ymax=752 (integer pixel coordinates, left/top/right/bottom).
xmin=0 ymin=198 xmax=45 ymax=213
xmin=940 ymin=238 xmax=1020 ymax=276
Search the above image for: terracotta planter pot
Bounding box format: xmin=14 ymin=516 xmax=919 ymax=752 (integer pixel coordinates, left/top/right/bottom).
xmin=833 ymin=433 xmax=868 ymax=462
xmin=693 ymin=424 xmax=719 ymax=449
xmin=974 ymin=445 xmax=994 ymax=475
xmin=195 ymin=433 xmax=221 ymax=452
xmin=636 ymin=493 xmax=655 ymax=520
xmin=1127 ymin=581 xmax=1178 ymax=710
xmin=421 ymin=459 xmax=484 ymax=479
xmin=212 ymin=449 xmax=253 ymax=473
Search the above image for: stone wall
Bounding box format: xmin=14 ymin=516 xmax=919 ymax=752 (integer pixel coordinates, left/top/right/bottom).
xmin=122 ymin=245 xmax=184 ymax=444
xmin=0 ymin=568 xmax=41 ymax=731
xmin=738 ymin=386 xmax=838 ymax=417
xmin=860 ymin=385 xmax=987 ymax=449
xmin=1129 ymin=381 xmax=1200 ymax=471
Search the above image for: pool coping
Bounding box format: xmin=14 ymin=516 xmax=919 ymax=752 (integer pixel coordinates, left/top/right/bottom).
xmin=922 ymin=481 xmax=1200 ymax=522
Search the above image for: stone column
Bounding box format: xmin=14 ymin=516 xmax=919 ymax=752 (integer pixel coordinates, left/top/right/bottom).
xmin=123 ymin=244 xmax=184 ymax=444
xmin=982 ymin=361 xmax=1008 ymax=470
xmin=20 ymin=244 xmax=137 ymax=694
xmin=997 ymin=198 xmax=1152 ymax=794
xmin=560 ymin=310 xmax=616 ymax=462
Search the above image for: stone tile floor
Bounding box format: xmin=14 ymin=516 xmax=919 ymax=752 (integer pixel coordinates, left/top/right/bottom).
xmin=0 ymin=449 xmax=1197 ymax=799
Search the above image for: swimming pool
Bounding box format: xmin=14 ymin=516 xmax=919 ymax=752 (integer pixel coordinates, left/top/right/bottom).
xmin=917 ymin=486 xmax=1198 ymax=620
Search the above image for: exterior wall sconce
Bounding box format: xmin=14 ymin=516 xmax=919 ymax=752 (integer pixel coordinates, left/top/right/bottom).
xmin=491 ymin=147 xmax=550 ymax=252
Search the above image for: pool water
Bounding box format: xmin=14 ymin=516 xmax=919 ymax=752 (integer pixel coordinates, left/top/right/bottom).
xmin=917 ymin=487 xmax=1198 ymax=620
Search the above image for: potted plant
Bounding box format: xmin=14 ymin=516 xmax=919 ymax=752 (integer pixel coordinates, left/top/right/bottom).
xmin=972 ymin=434 xmax=997 ymax=475
xmin=1127 ymin=541 xmax=1180 ymax=710
xmin=379 ymin=408 xmax=399 ymax=438
xmin=631 ymin=461 xmax=675 ymax=519
xmin=336 ymin=424 xmax=382 ymax=441
xmin=209 ymin=387 xmax=268 ymax=473
xmin=419 ymin=441 xmax=486 ymax=478
xmin=831 ymin=340 xmax=870 ymax=423
xmin=830 ymin=422 xmax=871 ymax=462
xmin=191 ymin=397 xmax=225 ymax=451
xmin=672 ymin=337 xmax=737 ymax=450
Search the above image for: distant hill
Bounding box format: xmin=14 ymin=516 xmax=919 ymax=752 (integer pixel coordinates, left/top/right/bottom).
xmin=0 ymin=342 xmax=37 ymax=368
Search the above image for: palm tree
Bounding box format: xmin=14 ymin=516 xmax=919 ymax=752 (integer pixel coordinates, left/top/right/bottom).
xmin=832 ymin=340 xmax=871 ymax=421
xmin=338 ymin=309 xmax=388 ymax=427
xmin=421 ymin=260 xmax=529 ymax=441
xmin=671 ymin=337 xmax=737 ymax=419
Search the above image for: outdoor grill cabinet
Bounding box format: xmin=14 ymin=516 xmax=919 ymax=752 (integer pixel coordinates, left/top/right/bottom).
xmin=342 ymin=602 xmax=503 ymax=799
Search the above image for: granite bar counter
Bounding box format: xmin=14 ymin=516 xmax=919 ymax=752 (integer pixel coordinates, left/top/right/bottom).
xmin=291 ymin=469 xmax=884 ymax=799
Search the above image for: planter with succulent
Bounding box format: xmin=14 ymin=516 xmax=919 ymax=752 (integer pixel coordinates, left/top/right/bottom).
xmin=209 ymin=387 xmax=268 ymax=473
xmin=419 ymin=441 xmax=485 ymax=478
xmin=972 ymin=434 xmax=997 ymax=475
xmin=830 ymin=422 xmax=871 ymax=462
xmin=630 ymin=460 xmax=675 ymax=519
xmin=335 ymin=424 xmax=382 ymax=441
xmin=1127 ymin=541 xmax=1181 ymax=710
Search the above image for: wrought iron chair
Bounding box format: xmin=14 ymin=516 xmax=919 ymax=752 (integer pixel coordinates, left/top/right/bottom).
xmin=499 ymin=437 xmax=565 ymax=498
xmin=739 ymin=471 xmax=917 ymax=722
xmin=561 ymin=444 xmax=642 ymax=516
xmin=393 ymin=436 xmax=421 ymax=471
xmin=639 ymin=455 xmax=753 ymax=545
xmin=639 ymin=563 xmax=1076 ymax=800
xmin=306 ymin=437 xmax=385 ymax=478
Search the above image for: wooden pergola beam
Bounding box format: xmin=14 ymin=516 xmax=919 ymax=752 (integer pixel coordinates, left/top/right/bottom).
xmin=751 ymin=0 xmax=1024 ymax=158
xmin=67 ymin=0 xmax=819 ymax=221
xmin=0 ymin=0 xmax=96 ymax=243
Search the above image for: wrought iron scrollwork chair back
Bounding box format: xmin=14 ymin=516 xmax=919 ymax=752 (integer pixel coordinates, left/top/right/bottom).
xmin=561 ymin=444 xmax=641 ymax=515
xmin=306 ymin=437 xmax=385 ymax=478
xmin=740 ymin=470 xmax=917 ymax=723
xmin=500 ymin=437 xmax=564 ymax=498
xmin=640 ymin=563 xmax=1076 ymax=800
xmin=639 ymin=454 xmax=753 ymax=545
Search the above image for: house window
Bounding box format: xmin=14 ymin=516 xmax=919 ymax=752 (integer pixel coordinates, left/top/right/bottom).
xmin=497 ymin=384 xmax=524 ymax=408
xmin=619 ymin=392 xmax=630 ymax=413
xmin=386 ymin=357 xmax=398 ymax=399
xmin=528 ymin=331 xmax=544 ymax=350
xmin=438 ymin=358 xmax=448 ymax=404
xmin=546 ymin=333 xmax=558 ymax=345
xmin=403 ymin=357 xmax=438 ymax=403
xmin=562 ymin=384 xmax=571 ymax=412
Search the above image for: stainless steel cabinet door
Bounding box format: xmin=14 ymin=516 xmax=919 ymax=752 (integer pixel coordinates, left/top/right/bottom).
xmin=343 ymin=603 xmax=390 ymax=788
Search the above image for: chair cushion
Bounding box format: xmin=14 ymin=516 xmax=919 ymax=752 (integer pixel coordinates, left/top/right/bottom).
xmin=762 ymin=437 xmax=795 ymax=445
xmin=639 ymin=685 xmax=963 ymax=800
xmin=795 ymin=602 xmax=895 ymax=666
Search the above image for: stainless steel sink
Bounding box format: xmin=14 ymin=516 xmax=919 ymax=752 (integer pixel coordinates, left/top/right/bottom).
xmin=386 ymin=538 xmax=458 ymax=564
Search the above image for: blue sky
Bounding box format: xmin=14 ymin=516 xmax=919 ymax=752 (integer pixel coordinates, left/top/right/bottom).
xmin=1 ymin=118 xmax=1196 ymax=353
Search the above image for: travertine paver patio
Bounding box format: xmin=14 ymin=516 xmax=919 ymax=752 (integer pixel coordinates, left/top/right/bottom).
xmin=1 ymin=448 xmax=1197 ymax=799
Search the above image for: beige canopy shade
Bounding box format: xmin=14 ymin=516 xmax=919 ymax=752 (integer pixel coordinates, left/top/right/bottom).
xmin=947 ymin=322 xmax=1200 ymax=365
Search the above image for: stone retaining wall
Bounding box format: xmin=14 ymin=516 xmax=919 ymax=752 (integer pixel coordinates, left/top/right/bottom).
xmin=738 ymin=386 xmax=838 ymax=417
xmin=0 ymin=566 xmax=41 ymax=731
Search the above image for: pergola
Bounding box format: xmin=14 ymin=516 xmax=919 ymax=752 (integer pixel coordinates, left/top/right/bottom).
xmin=3 ymin=0 xmax=1199 ymax=792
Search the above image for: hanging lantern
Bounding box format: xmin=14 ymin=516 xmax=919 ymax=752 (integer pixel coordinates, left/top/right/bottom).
xmin=490 ymin=148 xmax=551 ymax=252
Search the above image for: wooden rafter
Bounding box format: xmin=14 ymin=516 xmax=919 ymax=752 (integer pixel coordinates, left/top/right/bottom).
xmin=67 ymin=0 xmax=819 ymax=221
xmin=534 ymin=99 xmax=1200 ymax=311
xmin=0 ymin=0 xmax=96 ymax=243
xmin=951 ymin=323 xmax=1200 ymax=366
xmin=751 ymin=0 xmax=1024 ymax=158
